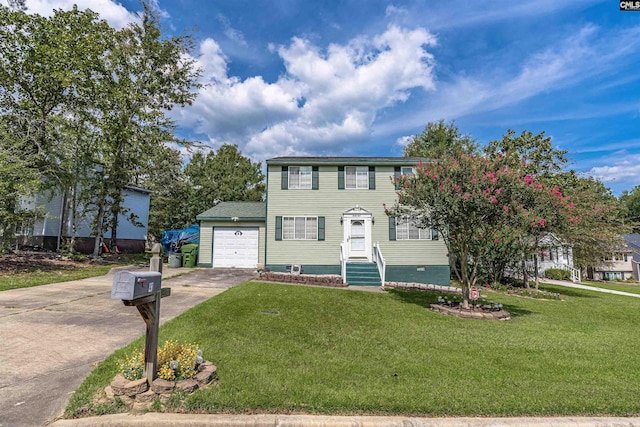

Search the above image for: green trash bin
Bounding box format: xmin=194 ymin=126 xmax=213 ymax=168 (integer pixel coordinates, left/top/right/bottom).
xmin=168 ymin=253 xmax=182 ymax=268
xmin=181 ymin=244 xmax=199 ymax=268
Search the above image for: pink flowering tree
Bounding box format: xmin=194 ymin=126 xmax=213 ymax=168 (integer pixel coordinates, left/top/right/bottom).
xmin=388 ymin=153 xmax=576 ymax=309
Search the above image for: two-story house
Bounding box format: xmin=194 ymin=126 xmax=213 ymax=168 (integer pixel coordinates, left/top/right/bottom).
xmin=196 ymin=157 xmax=450 ymax=286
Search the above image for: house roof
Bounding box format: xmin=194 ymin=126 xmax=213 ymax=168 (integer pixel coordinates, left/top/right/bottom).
xmin=266 ymin=156 xmax=427 ymax=166
xmin=196 ymin=201 xmax=266 ymax=221
xmin=624 ymin=234 xmax=640 ymax=250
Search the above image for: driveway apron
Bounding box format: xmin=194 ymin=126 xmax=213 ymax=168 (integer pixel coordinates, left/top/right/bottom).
xmin=0 ymin=267 xmax=255 ymax=427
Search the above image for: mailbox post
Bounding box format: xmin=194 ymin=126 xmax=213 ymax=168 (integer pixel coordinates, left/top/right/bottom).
xmin=111 ymin=271 xmax=171 ymax=385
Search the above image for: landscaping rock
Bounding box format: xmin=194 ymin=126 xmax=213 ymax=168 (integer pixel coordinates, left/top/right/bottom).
xmin=195 ymin=365 xmax=218 ymax=387
xmin=132 ymin=401 xmax=152 ymax=412
xmin=176 ymin=378 xmax=199 ymax=393
xmin=110 ymin=374 xmax=129 ymax=396
xmin=136 ymin=389 xmax=158 ymax=403
xmin=123 ymin=378 xmax=148 ymax=397
xmin=104 ymin=385 xmax=115 ymax=400
xmin=151 ymin=378 xmax=175 ymax=394
xmin=198 ymin=361 xmax=214 ymax=372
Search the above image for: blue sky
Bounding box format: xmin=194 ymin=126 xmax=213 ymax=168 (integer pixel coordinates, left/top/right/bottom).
xmin=22 ymin=0 xmax=640 ymax=194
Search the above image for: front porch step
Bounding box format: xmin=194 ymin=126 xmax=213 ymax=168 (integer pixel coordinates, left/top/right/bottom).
xmin=346 ymin=262 xmax=381 ymax=286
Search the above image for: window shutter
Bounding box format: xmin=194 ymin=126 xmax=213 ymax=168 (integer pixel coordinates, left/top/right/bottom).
xmin=312 ymin=166 xmax=319 ymax=190
xmin=431 ymin=229 xmax=439 ymax=240
xmin=318 ymin=216 xmax=325 ymax=241
xmin=394 ymin=167 xmax=401 ymax=190
xmin=281 ymin=167 xmax=288 ymax=190
xmin=368 ymin=166 xmax=375 ymax=190
xmin=275 ymin=216 xmax=282 ymax=240
xmin=389 ymin=217 xmax=396 ymax=241
xmin=338 ymin=166 xmax=345 ymax=189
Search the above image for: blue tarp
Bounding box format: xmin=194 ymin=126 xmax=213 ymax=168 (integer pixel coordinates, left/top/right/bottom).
xmin=161 ymin=224 xmax=199 ymax=254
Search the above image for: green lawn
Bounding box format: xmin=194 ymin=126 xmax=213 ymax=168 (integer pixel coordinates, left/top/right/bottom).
xmin=0 ymin=265 xmax=116 ymax=292
xmin=0 ymin=254 xmax=148 ymax=292
xmin=578 ymin=281 xmax=640 ymax=295
xmin=67 ymin=281 xmax=640 ymax=418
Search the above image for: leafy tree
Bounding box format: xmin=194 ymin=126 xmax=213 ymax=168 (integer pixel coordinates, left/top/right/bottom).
xmin=184 ymin=144 xmax=265 ymax=222
xmin=404 ymin=120 xmax=477 ymax=158
xmin=620 ymin=185 xmax=640 ymax=233
xmin=389 ymin=153 xmax=576 ymax=308
xmin=87 ymin=2 xmax=201 ymax=255
xmin=0 ymin=6 xmax=111 ymax=250
xmin=484 ymin=129 xmax=568 ymax=177
xmin=551 ymin=172 xmax=630 ymax=269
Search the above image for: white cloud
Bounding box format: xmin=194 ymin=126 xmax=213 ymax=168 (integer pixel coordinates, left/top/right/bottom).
xmin=585 ymin=154 xmax=640 ymax=189
xmin=374 ymin=23 xmax=640 ymax=138
xmin=24 ymin=0 xmax=138 ymax=28
xmin=217 ymin=13 xmax=247 ymax=46
xmin=178 ymin=25 xmax=437 ymax=159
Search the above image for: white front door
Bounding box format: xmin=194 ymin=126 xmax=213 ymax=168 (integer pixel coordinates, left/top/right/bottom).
xmin=350 ymin=220 xmax=366 ymax=257
xmin=342 ymin=207 xmax=372 ymax=261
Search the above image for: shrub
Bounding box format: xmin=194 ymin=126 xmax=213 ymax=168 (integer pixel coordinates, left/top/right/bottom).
xmin=118 ymin=340 xmax=202 ymax=381
xmin=544 ymin=268 xmax=570 ymax=281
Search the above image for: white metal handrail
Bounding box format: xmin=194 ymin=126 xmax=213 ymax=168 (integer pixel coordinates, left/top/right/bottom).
xmin=373 ymin=242 xmax=386 ymax=288
xmin=340 ymin=243 xmax=347 ymax=284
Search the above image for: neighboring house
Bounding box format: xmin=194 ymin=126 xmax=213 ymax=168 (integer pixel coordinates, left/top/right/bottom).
xmin=16 ymin=185 xmax=151 ymax=253
xmin=527 ymin=233 xmax=577 ymax=276
xmin=197 ymin=157 xmax=450 ymax=286
xmin=586 ymin=241 xmax=634 ymax=281
xmin=623 ymin=234 xmax=640 ymax=281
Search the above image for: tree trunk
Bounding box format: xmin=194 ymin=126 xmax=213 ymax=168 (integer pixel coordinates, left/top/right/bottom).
xmin=534 ymin=253 xmax=540 ymax=290
xmin=92 ymin=200 xmax=106 ymax=259
xmin=109 ymin=202 xmax=119 ymax=253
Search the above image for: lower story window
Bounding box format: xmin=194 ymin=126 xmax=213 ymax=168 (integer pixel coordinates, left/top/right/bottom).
xmin=283 ymin=216 xmax=318 ymax=240
xmin=396 ymin=218 xmax=431 ymax=240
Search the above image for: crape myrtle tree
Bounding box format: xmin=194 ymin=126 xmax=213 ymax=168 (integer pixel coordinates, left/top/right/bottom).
xmin=483 ymin=130 xmax=571 ymax=289
xmin=388 ymin=152 xmax=577 ymax=309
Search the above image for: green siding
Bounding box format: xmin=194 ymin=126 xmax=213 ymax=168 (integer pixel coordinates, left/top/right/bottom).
xmin=265 ymin=164 xmax=448 ymax=267
xmin=386 ymin=265 xmax=450 ymax=286
xmin=267 ymin=264 xmax=340 ymax=275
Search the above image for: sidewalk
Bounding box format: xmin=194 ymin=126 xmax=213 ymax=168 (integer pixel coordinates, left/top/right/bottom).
xmin=541 ymin=279 xmax=640 ymax=298
xmin=51 ymin=413 xmax=640 ymax=427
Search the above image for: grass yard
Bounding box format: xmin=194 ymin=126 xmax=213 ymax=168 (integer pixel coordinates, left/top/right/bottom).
xmin=0 ymin=265 xmax=117 ymax=292
xmin=0 ymin=253 xmax=149 ymax=292
xmin=67 ymin=281 xmax=640 ymax=418
xmin=578 ymin=281 xmax=640 ymax=295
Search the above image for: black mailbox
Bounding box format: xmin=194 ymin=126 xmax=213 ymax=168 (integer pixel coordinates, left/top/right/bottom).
xmin=111 ymin=271 xmax=162 ymax=300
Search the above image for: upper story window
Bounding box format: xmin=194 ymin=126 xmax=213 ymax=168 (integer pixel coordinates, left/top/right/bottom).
xmin=289 ymin=166 xmax=312 ymax=189
xmin=396 ymin=217 xmax=431 ymax=240
xmin=345 ymin=166 xmax=369 ymax=189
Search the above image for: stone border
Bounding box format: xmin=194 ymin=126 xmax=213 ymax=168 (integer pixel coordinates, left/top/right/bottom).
xmin=385 ymin=282 xmax=462 ymax=295
xmin=107 ymin=361 xmax=218 ymax=412
xmin=429 ymin=303 xmax=511 ymax=320
xmin=258 ymin=271 xmax=347 ymax=287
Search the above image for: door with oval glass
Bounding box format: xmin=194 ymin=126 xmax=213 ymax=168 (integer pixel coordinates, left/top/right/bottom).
xmin=350 ymin=219 xmax=366 ymax=257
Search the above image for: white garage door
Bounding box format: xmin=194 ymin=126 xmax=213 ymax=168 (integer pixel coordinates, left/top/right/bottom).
xmin=213 ymin=227 xmax=259 ymax=268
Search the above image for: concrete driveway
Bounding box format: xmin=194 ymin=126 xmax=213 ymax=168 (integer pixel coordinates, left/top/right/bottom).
xmin=0 ymin=266 xmax=255 ymax=427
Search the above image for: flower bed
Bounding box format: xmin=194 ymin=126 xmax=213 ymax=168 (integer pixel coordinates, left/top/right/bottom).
xmin=258 ymin=271 xmax=347 ymax=287
xmin=106 ymin=360 xmax=218 ymax=412
xmin=430 ymin=296 xmax=511 ymax=320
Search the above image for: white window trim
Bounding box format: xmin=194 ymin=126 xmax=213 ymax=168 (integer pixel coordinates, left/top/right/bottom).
xmin=401 ymin=166 xmax=416 ymax=176
xmin=282 ymin=216 xmax=318 ymax=240
xmin=345 ymin=166 xmax=369 ymax=189
xmin=288 ymin=166 xmax=312 ymax=189
xmin=396 ymin=217 xmax=431 ymax=240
